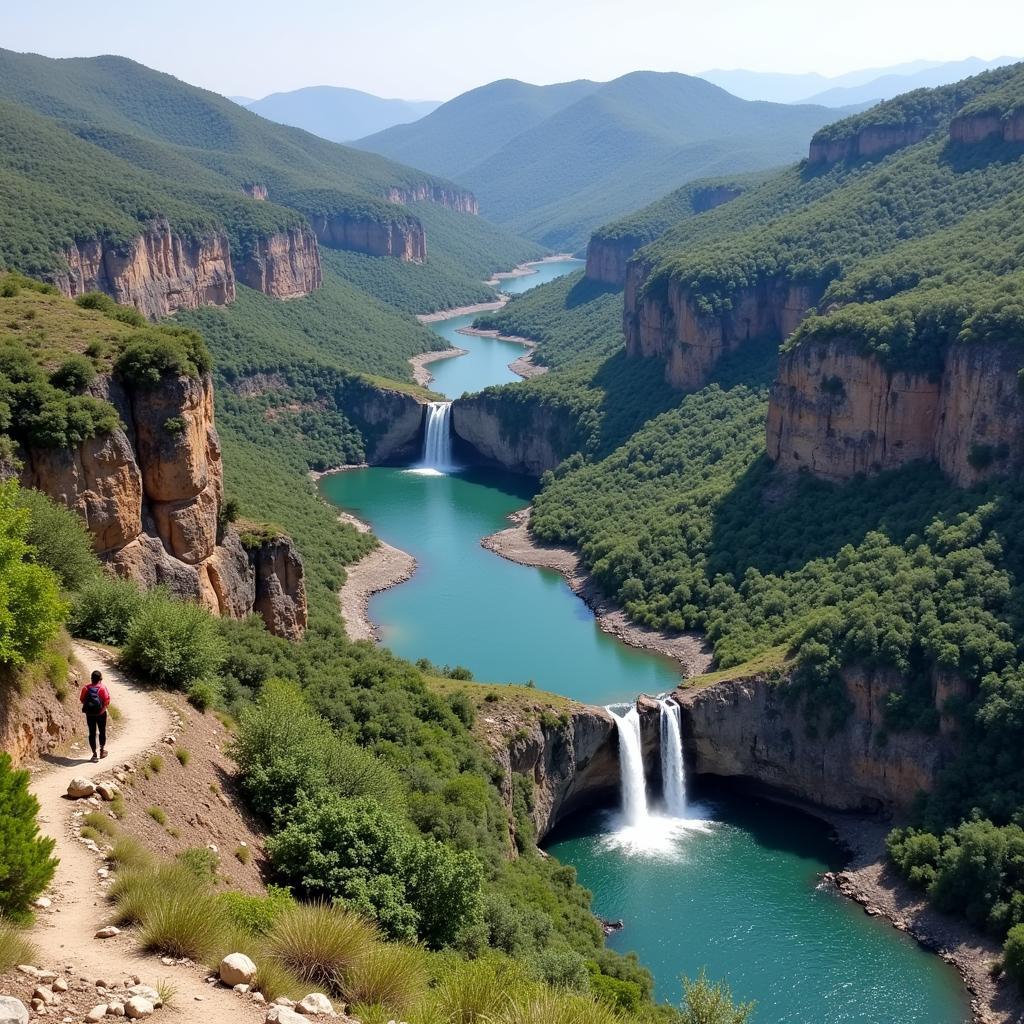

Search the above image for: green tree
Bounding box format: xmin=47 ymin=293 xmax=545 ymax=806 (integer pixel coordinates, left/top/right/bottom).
xmin=15 ymin=486 xmax=100 ymax=592
xmin=0 ymin=753 xmax=57 ymax=917
xmin=1004 ymin=925 xmax=1024 ymax=986
xmin=680 ymin=969 xmax=755 ymax=1024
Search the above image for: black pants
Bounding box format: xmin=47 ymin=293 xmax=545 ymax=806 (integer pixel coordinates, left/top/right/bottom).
xmin=87 ymin=712 xmax=107 ymax=754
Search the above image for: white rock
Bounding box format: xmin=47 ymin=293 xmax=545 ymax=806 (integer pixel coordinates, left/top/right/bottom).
xmin=95 ymin=926 xmax=120 ymax=938
xmin=85 ymin=1007 xmax=108 ymax=1023
xmin=33 ymin=896 xmax=52 ymax=909
xmin=67 ymin=778 xmax=95 ymax=799
xmin=219 ymin=952 xmax=257 ymax=987
xmin=16 ymin=965 xmax=39 ymax=977
xmin=266 ymin=1008 xmax=306 ymax=1024
xmin=126 ymin=986 xmax=161 ymax=1008
xmin=31 ymin=986 xmax=56 ymax=1006
xmin=162 ymin=735 xmax=176 ymax=745
xmin=273 ymin=998 xmax=296 ymax=1008
xmin=296 ymin=993 xmax=334 ymax=1016
xmin=36 ymin=970 xmax=58 ymax=983
xmin=124 ymin=996 xmax=153 ymax=1020
xmin=233 ymin=984 xmax=250 ymax=994
xmin=96 ymin=783 xmax=118 ymax=801
xmin=107 ymin=1002 xmax=125 ymax=1017
xmin=207 ymin=843 xmax=218 ymax=854
xmin=52 ymin=979 xmax=68 ymax=993
xmin=0 ymin=995 xmax=29 ymax=1024
xmin=252 ymin=992 xmax=266 ymax=1005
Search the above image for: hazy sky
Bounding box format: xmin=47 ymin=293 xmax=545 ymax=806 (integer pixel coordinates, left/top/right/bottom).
xmin=6 ymin=0 xmax=1022 ymax=100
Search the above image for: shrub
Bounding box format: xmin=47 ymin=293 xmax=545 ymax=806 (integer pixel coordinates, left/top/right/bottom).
xmin=177 ymin=846 xmax=219 ymax=881
xmin=15 ymin=487 xmax=100 ymax=592
xmin=147 ymin=806 xmax=167 ymax=826
xmin=264 ymin=902 xmax=377 ymax=994
xmin=528 ymin=948 xmax=589 ymax=991
xmin=175 ymin=747 xmax=191 ymax=766
xmin=217 ymin=886 xmax=294 ymax=936
xmin=1004 ymin=925 xmax=1024 ymax=986
xmin=344 ymin=943 xmax=428 ymax=1011
xmin=0 ymin=915 xmax=38 ymax=973
xmin=106 ymin=835 xmax=154 ymax=870
xmin=0 ymin=483 xmax=68 ymax=668
xmin=121 ymin=589 xmax=225 ymax=690
xmin=108 ymin=864 xmax=194 ymax=927
xmin=50 ymin=356 xmax=96 ymax=393
xmin=234 ymin=845 xmax=250 ymax=865
xmin=680 ymin=969 xmax=756 ymax=1024
xmin=186 ymin=678 xmax=222 ymax=711
xmin=140 ymin=886 xmax=224 ymax=960
xmin=83 ymin=811 xmax=117 ymax=837
xmin=430 ymin=957 xmax=525 ymax=1023
xmin=69 ymin=576 xmax=144 ymax=645
xmin=0 ymin=753 xmax=57 ymax=918
xmin=148 ymin=754 xmax=163 ymax=774
xmin=114 ymin=329 xmax=212 ymax=388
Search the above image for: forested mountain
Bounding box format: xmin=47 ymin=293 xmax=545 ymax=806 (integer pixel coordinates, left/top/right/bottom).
xmin=458 ymin=60 xmax=1024 ymax=974
xmin=359 ymin=71 xmax=841 ymax=251
xmin=245 ymin=85 xmax=440 ymax=142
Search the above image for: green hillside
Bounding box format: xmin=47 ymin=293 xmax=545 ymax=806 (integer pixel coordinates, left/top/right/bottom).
xmin=357 ymin=78 xmax=600 ymax=178
xmin=470 ymin=61 xmax=1024 ymax=962
xmin=361 ymin=71 xmax=843 ymax=251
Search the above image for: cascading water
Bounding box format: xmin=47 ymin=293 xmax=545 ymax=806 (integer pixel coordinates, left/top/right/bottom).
xmin=659 ymin=698 xmax=687 ymax=817
xmin=610 ymin=705 xmax=649 ymax=827
xmin=416 ymin=401 xmax=456 ymax=474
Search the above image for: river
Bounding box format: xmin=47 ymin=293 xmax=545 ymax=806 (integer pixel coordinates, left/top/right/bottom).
xmin=319 ymin=258 xmax=970 ymax=1022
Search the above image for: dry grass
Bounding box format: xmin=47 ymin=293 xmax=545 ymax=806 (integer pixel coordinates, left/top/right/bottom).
xmin=0 ymin=916 xmax=38 ymax=973
xmin=106 ymin=835 xmax=155 ymax=870
xmin=140 ymin=886 xmax=225 ymax=960
xmin=344 ymin=942 xmax=428 ymax=1010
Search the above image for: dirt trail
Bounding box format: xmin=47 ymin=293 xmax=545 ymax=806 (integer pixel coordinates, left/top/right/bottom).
xmin=27 ymin=642 xmax=259 ymax=1022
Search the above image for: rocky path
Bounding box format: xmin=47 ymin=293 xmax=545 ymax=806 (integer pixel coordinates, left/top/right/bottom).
xmin=25 ymin=642 xmax=259 ymax=1022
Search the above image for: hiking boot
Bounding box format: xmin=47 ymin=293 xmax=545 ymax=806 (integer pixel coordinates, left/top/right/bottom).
xmin=100 ymin=748 xmax=108 ymax=759
xmin=90 ymin=754 xmax=99 ymax=763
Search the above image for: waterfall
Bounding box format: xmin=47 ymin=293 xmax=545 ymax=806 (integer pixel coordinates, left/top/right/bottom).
xmin=418 ymin=401 xmax=456 ymax=474
xmin=611 ymin=706 xmax=649 ymax=827
xmin=659 ymin=698 xmax=687 ymax=816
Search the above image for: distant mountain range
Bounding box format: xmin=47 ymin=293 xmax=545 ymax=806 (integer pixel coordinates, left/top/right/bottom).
xmin=237 ymin=86 xmax=440 ymax=142
xmin=356 ymin=72 xmax=841 ymax=252
xmin=700 ymin=56 xmax=1019 ymax=105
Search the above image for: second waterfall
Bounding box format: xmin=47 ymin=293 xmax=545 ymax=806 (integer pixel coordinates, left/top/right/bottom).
xmin=418 ymin=401 xmax=457 ymax=474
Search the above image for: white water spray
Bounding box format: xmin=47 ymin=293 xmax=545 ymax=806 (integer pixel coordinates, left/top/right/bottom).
xmin=611 ymin=706 xmax=649 ymax=827
xmin=414 ymin=401 xmax=457 ymax=475
xmin=659 ymin=698 xmax=687 ymax=816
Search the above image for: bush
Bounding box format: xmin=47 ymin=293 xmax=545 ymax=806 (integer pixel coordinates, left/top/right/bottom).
xmin=147 ymin=806 xmax=167 ymax=826
xmin=68 ymin=575 xmax=143 ymax=645
xmin=264 ymin=902 xmax=377 ymax=994
xmin=114 ymin=329 xmax=212 ymax=388
xmin=186 ymin=678 xmax=222 ymax=712
xmin=108 ymin=864 xmax=193 ymax=926
xmin=106 ymin=835 xmax=154 ymax=871
xmin=121 ymin=589 xmax=225 ymax=690
xmin=0 ymin=753 xmax=57 ymax=918
xmin=0 ymin=482 xmax=68 ymax=668
xmin=177 ymin=846 xmax=218 ymax=881
xmin=0 ymin=915 xmax=38 ymax=973
xmin=140 ymin=885 xmax=224 ymax=960
xmin=344 ymin=942 xmax=428 ymax=1011
xmin=1005 ymin=925 xmax=1024 ymax=986
xmin=50 ymin=355 xmax=96 ymax=393
xmin=175 ymin=747 xmax=191 ymax=766
xmin=15 ymin=487 xmax=100 ymax=592
xmin=528 ymin=948 xmax=590 ymax=991
xmin=217 ymin=886 xmax=295 ymax=936
xmin=680 ymin=969 xmax=756 ymax=1024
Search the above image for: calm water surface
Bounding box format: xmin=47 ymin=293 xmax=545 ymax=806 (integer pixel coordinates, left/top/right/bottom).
xmin=320 ymin=256 xmax=969 ymax=1021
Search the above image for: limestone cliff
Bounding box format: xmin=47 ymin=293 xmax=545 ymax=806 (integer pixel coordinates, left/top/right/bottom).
xmin=451 ymin=394 xmax=581 ymax=476
xmin=345 ymin=383 xmax=427 ymax=464
xmin=246 ymin=535 xmax=308 ymax=642
xmin=0 ymin=672 xmax=79 ymax=767
xmin=386 ymin=185 xmax=479 ymax=215
xmin=310 ymin=212 xmax=426 ymax=262
xmin=19 ymin=370 xmax=306 ymax=639
xmin=807 ymin=123 xmax=933 ymax=168
xmin=55 ymin=218 xmax=235 ymax=320
xmin=675 ymin=664 xmax=962 ymax=814
xmin=949 ymin=109 xmax=1024 ymax=145
xmin=767 ymin=338 xmax=1024 ymax=484
xmin=624 ymin=262 xmax=820 ymax=390
xmin=234 ymin=225 xmax=322 ymax=298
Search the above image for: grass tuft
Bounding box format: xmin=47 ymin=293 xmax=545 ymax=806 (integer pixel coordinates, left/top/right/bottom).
xmin=343 ymin=942 xmax=428 ymax=1011
xmin=174 ymin=747 xmax=191 ymax=766
xmin=234 ymin=845 xmax=251 ymax=865
xmin=148 ymin=754 xmax=163 ymax=773
xmin=146 ymin=806 xmax=167 ymax=826
xmin=84 ymin=811 xmax=117 ymax=836
xmin=0 ymin=916 xmax=38 ymax=973
xmin=140 ymin=886 xmax=225 ymax=960
xmin=107 ymin=835 xmax=154 ymax=871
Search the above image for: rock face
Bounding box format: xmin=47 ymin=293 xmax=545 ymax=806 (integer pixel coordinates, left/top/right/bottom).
xmin=949 ymin=109 xmax=1024 ymax=145
xmin=451 ymin=394 xmax=581 ymax=476
xmin=248 ymin=536 xmax=308 ymax=642
xmin=55 ymin=219 xmax=235 ymax=319
xmin=344 ymin=383 xmax=426 ymax=464
xmin=310 ymin=212 xmax=426 ymax=262
xmin=586 ymin=185 xmax=743 ymax=287
xmin=387 ymin=184 xmax=479 ymax=215
xmin=20 ymin=371 xmax=304 ymax=638
xmin=485 ymin=699 xmax=661 ymax=841
xmin=767 ymin=338 xmax=1024 ymax=484
xmin=807 ymin=123 xmax=934 ymax=167
xmin=675 ymin=664 xmax=961 ymax=813
xmin=0 ymin=674 xmax=78 ymax=766
xmin=235 ymin=226 xmax=322 ymax=299
xmin=624 ymin=263 xmax=821 ymax=390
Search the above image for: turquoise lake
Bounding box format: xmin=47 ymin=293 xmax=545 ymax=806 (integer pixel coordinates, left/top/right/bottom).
xmin=320 ymin=258 xmax=970 ymax=1021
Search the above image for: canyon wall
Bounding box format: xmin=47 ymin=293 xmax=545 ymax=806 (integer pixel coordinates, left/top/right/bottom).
xmin=387 ymin=185 xmax=479 ymax=215
xmin=624 ymin=263 xmax=820 ymax=390
xmin=767 ymin=338 xmax=1024 ymax=484
xmin=949 ymin=109 xmax=1024 ymax=145
xmin=19 ymin=371 xmax=306 ymax=639
xmin=234 ymin=225 xmax=322 ymax=299
xmin=0 ymin=670 xmax=80 ymax=767
xmin=807 ymin=123 xmax=933 ymax=168
xmin=310 ymin=212 xmax=426 ymax=262
xmin=451 ymin=394 xmax=582 ymax=476
xmin=675 ymin=664 xmax=964 ymax=814
xmin=345 ymin=383 xmax=427 ymax=464
xmin=55 ymin=219 xmax=235 ymax=320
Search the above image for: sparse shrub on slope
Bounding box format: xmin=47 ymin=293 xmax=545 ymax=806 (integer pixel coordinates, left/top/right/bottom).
xmin=0 ymin=752 xmax=57 ymax=918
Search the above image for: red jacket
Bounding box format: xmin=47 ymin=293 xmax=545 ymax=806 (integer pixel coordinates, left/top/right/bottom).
xmin=79 ymin=683 xmax=111 ymax=713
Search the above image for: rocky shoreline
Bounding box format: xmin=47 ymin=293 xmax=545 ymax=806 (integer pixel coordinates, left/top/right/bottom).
xmin=458 ymin=326 xmax=549 ymax=380
xmin=821 ymin=813 xmax=1018 ymax=1024
xmin=416 ymin=297 xmax=508 ymax=324
xmin=409 ymin=346 xmax=468 ymax=387
xmin=483 ymin=507 xmax=712 ymax=676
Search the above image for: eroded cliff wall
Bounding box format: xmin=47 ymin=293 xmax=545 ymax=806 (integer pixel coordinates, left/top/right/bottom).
xmin=311 ymin=212 xmax=426 ymax=262
xmin=387 ymin=185 xmax=479 ymax=215
xmin=767 ymin=339 xmax=1024 ymax=484
xmin=234 ymin=226 xmax=322 ymax=299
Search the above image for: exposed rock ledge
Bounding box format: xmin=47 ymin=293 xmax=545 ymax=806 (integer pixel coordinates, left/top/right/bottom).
xmin=483 ymin=508 xmax=711 ymax=675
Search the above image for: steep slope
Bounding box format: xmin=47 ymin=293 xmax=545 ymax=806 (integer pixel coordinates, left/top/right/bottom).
xmin=357 ymin=78 xmax=600 ymax=178
xmin=246 ymin=85 xmax=439 ymax=142
xmin=366 ymin=71 xmax=842 ymax=252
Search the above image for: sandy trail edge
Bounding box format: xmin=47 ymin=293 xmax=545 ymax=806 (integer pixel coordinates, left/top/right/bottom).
xmin=25 ymin=642 xmax=258 ymax=1022
xmin=483 ymin=508 xmax=712 ymax=677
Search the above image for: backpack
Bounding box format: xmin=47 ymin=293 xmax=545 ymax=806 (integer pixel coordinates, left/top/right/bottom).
xmin=82 ymin=684 xmax=104 ymax=716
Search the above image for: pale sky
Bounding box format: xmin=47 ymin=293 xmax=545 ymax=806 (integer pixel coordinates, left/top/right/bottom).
xmin=5 ymin=0 xmax=1022 ymax=100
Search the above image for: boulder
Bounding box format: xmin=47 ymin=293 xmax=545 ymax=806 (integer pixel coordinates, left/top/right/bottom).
xmin=219 ymin=952 xmax=257 ymax=987
xmin=296 ymin=993 xmax=334 ymax=1016
xmin=266 ymin=1008 xmax=306 ymax=1024
xmin=31 ymin=986 xmax=55 ymax=1005
xmin=0 ymin=996 xmax=29 ymax=1024
xmin=124 ymin=996 xmax=154 ymax=1019
xmin=126 ymin=985 xmax=162 ymax=1008
xmin=108 ymin=1001 xmax=126 ymax=1016
xmin=96 ymin=782 xmax=119 ymax=801
xmin=85 ymin=1006 xmax=108 ymax=1023
xmin=67 ymin=778 xmax=96 ymax=798
xmin=95 ymin=925 xmax=120 ymax=938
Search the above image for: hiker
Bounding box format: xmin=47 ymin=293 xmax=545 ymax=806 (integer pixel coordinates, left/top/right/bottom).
xmin=79 ymin=669 xmax=111 ymax=763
